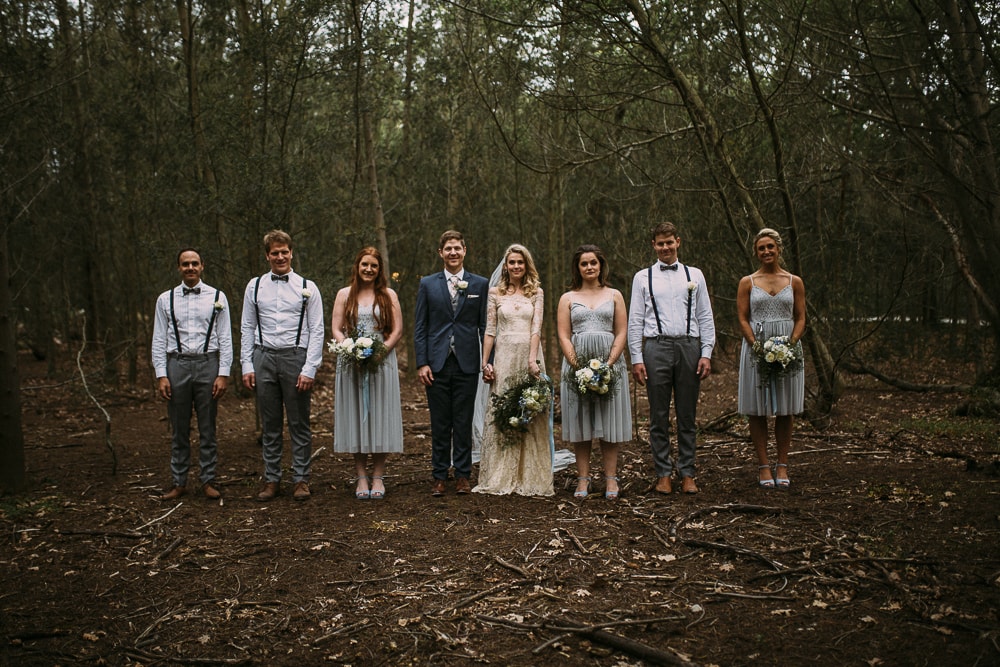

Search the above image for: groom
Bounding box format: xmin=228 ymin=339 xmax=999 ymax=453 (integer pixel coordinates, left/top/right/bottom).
xmin=415 ymin=230 xmax=489 ymax=496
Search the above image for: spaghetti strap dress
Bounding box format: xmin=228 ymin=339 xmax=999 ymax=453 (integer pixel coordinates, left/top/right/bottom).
xmin=559 ymin=300 xmax=632 ymax=443
xmin=737 ymin=277 xmax=804 ymax=416
xmin=333 ymin=305 xmax=404 ymax=454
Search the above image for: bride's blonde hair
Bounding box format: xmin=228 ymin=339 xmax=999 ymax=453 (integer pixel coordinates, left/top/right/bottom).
xmin=498 ymin=243 xmax=541 ymax=299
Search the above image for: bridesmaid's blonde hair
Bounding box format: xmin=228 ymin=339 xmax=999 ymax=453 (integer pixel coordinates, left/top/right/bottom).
xmin=499 ymin=243 xmax=541 ymax=299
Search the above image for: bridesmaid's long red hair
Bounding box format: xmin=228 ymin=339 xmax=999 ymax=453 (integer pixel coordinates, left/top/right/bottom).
xmin=344 ymin=247 xmax=395 ymax=335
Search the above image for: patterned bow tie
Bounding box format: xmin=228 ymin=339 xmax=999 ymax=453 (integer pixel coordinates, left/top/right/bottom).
xmin=660 ymin=263 xmax=678 ymax=271
xmin=183 ymin=286 xmax=201 ymax=295
xmin=271 ymin=274 xmax=289 ymax=282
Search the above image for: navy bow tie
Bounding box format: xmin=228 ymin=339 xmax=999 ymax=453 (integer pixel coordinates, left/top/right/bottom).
xmin=271 ymin=274 xmax=289 ymax=282
xmin=660 ymin=263 xmax=678 ymax=271
xmin=183 ymin=286 xmax=201 ymax=295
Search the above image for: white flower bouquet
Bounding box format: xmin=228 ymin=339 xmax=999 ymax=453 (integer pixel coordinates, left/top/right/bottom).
xmin=491 ymin=372 xmax=552 ymax=447
xmin=752 ymin=334 xmax=803 ymax=385
xmin=570 ymin=357 xmax=618 ymax=399
xmin=328 ymin=329 xmax=388 ymax=371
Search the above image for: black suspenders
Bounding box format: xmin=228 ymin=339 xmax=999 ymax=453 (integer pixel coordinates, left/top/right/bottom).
xmin=646 ymin=265 xmax=693 ymax=336
xmin=254 ymin=275 xmax=308 ymax=348
xmin=170 ymin=287 xmax=221 ymax=354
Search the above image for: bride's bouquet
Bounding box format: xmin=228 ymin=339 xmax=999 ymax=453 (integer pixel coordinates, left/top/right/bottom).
xmin=491 ymin=371 xmax=552 ymax=447
xmin=328 ymin=329 xmax=388 ymax=372
xmin=569 ymin=357 xmax=618 ymax=399
xmin=752 ymin=334 xmax=803 ymax=386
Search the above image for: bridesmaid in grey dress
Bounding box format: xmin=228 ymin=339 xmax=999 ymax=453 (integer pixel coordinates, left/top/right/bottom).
xmin=737 ymin=229 xmax=806 ymax=490
xmin=557 ymin=245 xmax=632 ymax=500
xmin=330 ymin=247 xmax=404 ymax=499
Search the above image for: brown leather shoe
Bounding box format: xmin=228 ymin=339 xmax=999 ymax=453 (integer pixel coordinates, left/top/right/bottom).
xmin=455 ymin=478 xmax=471 ymax=494
xmin=654 ymin=476 xmax=673 ymax=495
xmin=293 ymin=481 xmax=311 ymax=501
xmin=257 ymin=482 xmax=279 ymax=501
xmin=431 ymin=479 xmax=446 ymax=496
xmin=202 ymin=483 xmax=221 ymax=499
xmin=160 ymin=486 xmax=186 ymax=501
xmin=681 ymin=476 xmax=699 ymax=494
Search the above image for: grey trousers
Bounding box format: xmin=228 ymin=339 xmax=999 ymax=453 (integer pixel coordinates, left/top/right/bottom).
xmin=642 ymin=336 xmax=701 ymax=478
xmin=254 ymin=346 xmax=312 ymax=483
xmin=166 ymin=353 xmax=219 ymax=486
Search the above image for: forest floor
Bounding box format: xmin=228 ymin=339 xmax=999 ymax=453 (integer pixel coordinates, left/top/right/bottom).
xmin=2 ymin=343 xmax=999 ymax=667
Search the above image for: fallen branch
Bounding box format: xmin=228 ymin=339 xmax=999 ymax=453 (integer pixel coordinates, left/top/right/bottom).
xmin=434 ymin=579 xmax=529 ymax=617
xmin=75 ymin=314 xmax=117 ymax=475
xmin=126 ymin=648 xmax=252 ymax=665
xmin=155 ymin=537 xmax=183 ymax=561
xmin=134 ymin=503 xmax=183 ymax=532
xmin=312 ymin=620 xmax=374 ymax=645
xmin=749 ymin=556 xmax=936 ymax=582
xmin=539 ymin=617 xmax=697 ymax=667
xmin=679 ymin=538 xmax=784 ymax=571
xmin=494 ymin=555 xmax=531 ymax=578
xmin=560 ymin=528 xmax=590 ymax=554
xmin=55 ymin=528 xmax=145 ymax=539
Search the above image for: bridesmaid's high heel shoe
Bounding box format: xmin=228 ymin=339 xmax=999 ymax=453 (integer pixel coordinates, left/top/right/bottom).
xmin=775 ymin=464 xmax=790 ymax=490
xmin=354 ymin=476 xmax=370 ymax=500
xmin=574 ymin=476 xmax=591 ymax=499
xmin=605 ymin=476 xmax=620 ymax=500
xmin=758 ymin=465 xmax=775 ymax=489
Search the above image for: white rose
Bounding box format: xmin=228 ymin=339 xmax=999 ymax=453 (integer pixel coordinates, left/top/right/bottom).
xmin=301 ymin=288 xmax=312 ymax=299
xmin=456 ymin=280 xmax=468 ymax=290
xmin=357 ymin=337 xmax=374 ymax=348
xmin=509 ymin=417 xmax=520 ymax=427
xmin=687 ymin=281 xmax=697 ymax=292
xmin=588 ymin=358 xmax=602 ymax=370
xmin=765 ymin=352 xmax=777 ymax=363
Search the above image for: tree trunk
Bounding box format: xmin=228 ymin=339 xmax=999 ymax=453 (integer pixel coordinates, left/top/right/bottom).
xmin=0 ymin=228 xmax=26 ymax=493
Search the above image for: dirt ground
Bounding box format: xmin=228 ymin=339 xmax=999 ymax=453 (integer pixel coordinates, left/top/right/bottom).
xmin=2 ymin=344 xmax=999 ymax=667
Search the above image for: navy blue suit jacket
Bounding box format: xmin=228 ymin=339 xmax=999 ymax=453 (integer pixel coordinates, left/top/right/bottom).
xmin=414 ymin=271 xmax=488 ymax=374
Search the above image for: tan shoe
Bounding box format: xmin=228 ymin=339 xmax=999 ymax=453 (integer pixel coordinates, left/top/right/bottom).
xmin=257 ymin=482 xmax=279 ymax=502
xmin=293 ymin=481 xmax=311 ymax=501
xmin=681 ymin=476 xmax=699 ymax=494
xmin=654 ymin=476 xmax=673 ymax=495
xmin=160 ymin=486 xmax=186 ymax=501
xmin=431 ymin=479 xmax=446 ymax=496
xmin=455 ymin=477 xmax=471 ymax=494
xmin=202 ymin=483 xmax=221 ymax=499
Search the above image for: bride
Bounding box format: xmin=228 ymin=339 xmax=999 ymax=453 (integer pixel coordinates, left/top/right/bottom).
xmin=473 ymin=244 xmax=554 ymax=496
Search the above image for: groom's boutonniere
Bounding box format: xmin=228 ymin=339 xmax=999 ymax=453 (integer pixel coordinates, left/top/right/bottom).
xmin=456 ymin=280 xmax=468 ymax=292
xmin=301 ymin=288 xmax=312 ymax=299
xmin=214 ymin=301 xmax=224 ymax=311
xmin=687 ymin=281 xmax=697 ymax=293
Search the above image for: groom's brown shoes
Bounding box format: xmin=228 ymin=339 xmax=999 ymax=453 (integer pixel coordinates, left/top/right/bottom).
xmin=431 ymin=479 xmax=446 ymax=497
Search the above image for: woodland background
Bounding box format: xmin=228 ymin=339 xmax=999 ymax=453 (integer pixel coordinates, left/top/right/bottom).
xmin=2 ymin=0 xmax=999 ymax=489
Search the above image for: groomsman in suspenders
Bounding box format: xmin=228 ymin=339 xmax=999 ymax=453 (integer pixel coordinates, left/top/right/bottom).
xmin=152 ymin=249 xmax=233 ymax=500
xmin=628 ymin=222 xmax=716 ymax=495
xmin=241 ymin=230 xmax=324 ymax=502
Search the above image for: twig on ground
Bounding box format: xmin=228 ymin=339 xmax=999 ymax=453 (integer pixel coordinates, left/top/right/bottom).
xmin=494 ymin=555 xmax=531 ymax=578
xmin=55 ymin=528 xmax=145 ymax=539
xmin=134 ymin=503 xmax=183 ymax=532
xmin=155 ymin=537 xmax=183 ymax=561
xmin=434 ymin=579 xmax=529 ymax=616
xmin=560 ymin=528 xmax=590 ymax=554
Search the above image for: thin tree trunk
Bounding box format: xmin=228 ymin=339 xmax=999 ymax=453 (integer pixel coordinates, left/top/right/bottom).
xmin=0 ymin=228 xmax=26 ymax=492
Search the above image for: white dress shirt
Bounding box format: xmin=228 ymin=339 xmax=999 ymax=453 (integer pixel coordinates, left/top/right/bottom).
xmin=627 ymin=262 xmax=716 ymax=364
xmin=240 ymin=270 xmax=325 ymax=378
xmin=151 ymin=281 xmax=233 ymax=378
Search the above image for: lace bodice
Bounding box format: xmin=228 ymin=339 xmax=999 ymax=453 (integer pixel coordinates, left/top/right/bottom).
xmin=749 ymin=280 xmax=794 ymax=323
xmin=355 ymin=305 xmax=384 ymax=340
xmin=570 ymin=300 xmax=614 ymax=335
xmin=486 ymin=289 xmax=544 ymax=338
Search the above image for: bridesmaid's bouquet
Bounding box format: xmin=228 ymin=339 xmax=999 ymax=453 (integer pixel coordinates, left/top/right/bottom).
xmin=752 ymin=335 xmax=803 ymax=386
xmin=328 ymin=329 xmax=388 ymax=372
xmin=491 ymin=372 xmax=552 ymax=447
xmin=569 ymin=357 xmax=618 ymax=399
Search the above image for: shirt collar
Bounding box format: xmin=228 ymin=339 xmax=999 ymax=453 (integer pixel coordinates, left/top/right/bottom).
xmin=445 ymin=269 xmax=464 ymax=281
